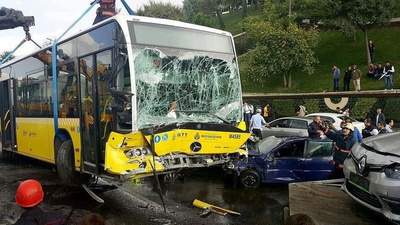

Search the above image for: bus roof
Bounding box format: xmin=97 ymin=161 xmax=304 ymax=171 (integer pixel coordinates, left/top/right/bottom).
xmin=0 ymin=15 xmax=233 ymax=69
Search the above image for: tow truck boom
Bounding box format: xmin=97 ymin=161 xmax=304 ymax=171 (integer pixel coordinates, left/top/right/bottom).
xmin=0 ymin=7 xmax=35 ymax=39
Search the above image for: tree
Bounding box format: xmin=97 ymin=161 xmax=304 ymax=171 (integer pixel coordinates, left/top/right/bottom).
xmin=183 ymin=0 xmax=200 ymax=22
xmin=304 ymin=0 xmax=398 ymax=63
xmin=240 ymin=3 xmax=319 ymax=88
xmin=0 ymin=51 xmax=15 ymax=63
xmin=137 ymin=1 xmax=184 ymax=21
xmin=193 ymin=12 xmax=219 ymax=28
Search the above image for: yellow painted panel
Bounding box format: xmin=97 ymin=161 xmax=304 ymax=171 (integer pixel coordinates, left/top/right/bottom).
xmin=58 ymin=118 xmax=82 ymax=169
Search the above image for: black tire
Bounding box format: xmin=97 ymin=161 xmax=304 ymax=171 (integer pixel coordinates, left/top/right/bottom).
xmin=57 ymin=140 xmax=88 ymax=185
xmin=240 ymin=169 xmax=261 ymax=188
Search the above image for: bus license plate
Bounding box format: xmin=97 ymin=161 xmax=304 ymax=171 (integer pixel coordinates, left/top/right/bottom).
xmin=349 ymin=172 xmax=370 ymax=192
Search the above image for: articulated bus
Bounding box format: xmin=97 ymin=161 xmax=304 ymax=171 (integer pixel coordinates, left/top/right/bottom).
xmin=0 ymin=15 xmax=249 ymax=184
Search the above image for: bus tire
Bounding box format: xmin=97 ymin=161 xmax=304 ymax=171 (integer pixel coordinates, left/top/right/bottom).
xmin=57 ymin=140 xmax=88 ymax=185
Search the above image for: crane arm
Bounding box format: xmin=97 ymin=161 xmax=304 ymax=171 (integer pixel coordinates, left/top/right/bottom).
xmin=0 ymin=7 xmax=35 ymax=39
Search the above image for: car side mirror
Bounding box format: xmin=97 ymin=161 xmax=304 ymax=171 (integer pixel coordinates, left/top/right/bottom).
xmin=267 ymin=154 xmax=275 ymax=162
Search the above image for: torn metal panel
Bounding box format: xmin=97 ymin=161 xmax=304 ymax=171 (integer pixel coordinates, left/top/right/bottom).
xmin=132 ymin=46 xmax=242 ymax=130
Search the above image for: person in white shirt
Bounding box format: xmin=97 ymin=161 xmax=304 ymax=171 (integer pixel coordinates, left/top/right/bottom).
xmin=383 ymin=61 xmax=395 ymax=90
xmin=250 ymin=109 xmax=267 ymax=139
xmin=386 ymin=119 xmax=394 ymax=133
xmin=243 ymin=101 xmax=252 ymax=131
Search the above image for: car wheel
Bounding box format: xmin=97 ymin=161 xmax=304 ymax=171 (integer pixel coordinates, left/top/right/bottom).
xmin=240 ymin=169 xmax=261 ymax=188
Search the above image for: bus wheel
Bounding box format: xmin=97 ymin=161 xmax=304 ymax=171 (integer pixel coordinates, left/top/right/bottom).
xmin=57 ymin=140 xmax=88 ymax=185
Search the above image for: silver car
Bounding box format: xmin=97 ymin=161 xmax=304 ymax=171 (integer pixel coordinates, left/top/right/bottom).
xmin=343 ymin=132 xmax=400 ymax=222
xmin=262 ymin=117 xmax=314 ymax=139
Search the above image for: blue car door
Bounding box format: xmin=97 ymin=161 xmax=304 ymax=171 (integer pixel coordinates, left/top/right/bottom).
xmin=264 ymin=141 xmax=306 ymax=183
xmin=302 ymin=139 xmax=335 ymax=181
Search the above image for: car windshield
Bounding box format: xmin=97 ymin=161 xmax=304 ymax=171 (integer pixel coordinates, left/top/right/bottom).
xmin=257 ymin=136 xmax=283 ymax=155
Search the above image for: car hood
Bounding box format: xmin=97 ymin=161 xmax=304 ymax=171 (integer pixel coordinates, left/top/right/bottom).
xmin=351 ymin=133 xmax=400 ymax=165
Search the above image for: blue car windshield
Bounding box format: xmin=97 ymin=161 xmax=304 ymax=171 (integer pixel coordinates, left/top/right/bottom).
xmin=257 ymin=136 xmax=283 ymax=154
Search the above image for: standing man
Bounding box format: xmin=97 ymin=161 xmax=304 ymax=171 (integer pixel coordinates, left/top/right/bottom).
xmin=243 ymin=101 xmax=252 ymax=131
xmin=308 ymin=116 xmax=324 ymax=139
xmin=250 ymin=109 xmax=267 ymax=139
xmin=386 ymin=119 xmax=395 ymax=133
xmin=352 ymin=65 xmax=362 ymax=92
xmin=362 ymin=118 xmax=379 ymax=138
xmin=324 ymin=123 xmax=356 ymax=178
xmin=93 ymin=0 xmax=116 ymax=25
xmin=343 ymin=66 xmax=352 ymax=91
xmin=332 ymin=65 xmax=340 ymax=92
xmin=378 ymin=121 xmax=388 ymax=134
xmin=383 ymin=61 xmax=395 ymax=90
xmin=368 ymin=40 xmax=375 ymax=63
xmin=375 ymin=107 xmax=386 ymax=127
xmin=263 ymin=104 xmax=270 ymax=122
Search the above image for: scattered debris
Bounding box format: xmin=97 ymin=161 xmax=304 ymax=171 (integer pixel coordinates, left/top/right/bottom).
xmin=192 ymin=199 xmax=240 ymax=216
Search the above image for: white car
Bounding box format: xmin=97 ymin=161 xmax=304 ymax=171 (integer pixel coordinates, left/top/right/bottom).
xmin=343 ymin=133 xmax=400 ymax=222
xmin=306 ymin=113 xmax=364 ymax=135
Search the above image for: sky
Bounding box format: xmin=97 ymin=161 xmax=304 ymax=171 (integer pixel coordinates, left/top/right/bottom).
xmin=0 ymin=0 xmax=183 ymax=57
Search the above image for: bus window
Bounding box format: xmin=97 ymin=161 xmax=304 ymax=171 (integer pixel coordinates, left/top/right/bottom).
xmin=26 ymin=70 xmax=47 ymax=117
xmin=15 ymin=76 xmax=26 ymax=117
xmin=58 ymin=62 xmax=78 ymax=118
xmin=97 ymin=50 xmax=112 ymax=154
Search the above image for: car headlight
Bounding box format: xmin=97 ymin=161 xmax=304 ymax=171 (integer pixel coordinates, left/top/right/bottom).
xmin=384 ymin=164 xmax=400 ymax=179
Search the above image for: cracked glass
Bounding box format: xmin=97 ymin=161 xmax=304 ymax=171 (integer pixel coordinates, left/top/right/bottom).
xmin=133 ymin=46 xmax=242 ymax=129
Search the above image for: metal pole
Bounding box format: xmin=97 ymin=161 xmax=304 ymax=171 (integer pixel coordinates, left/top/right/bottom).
xmin=0 ymin=39 xmax=26 ymax=65
xmin=120 ymin=0 xmax=135 ymax=15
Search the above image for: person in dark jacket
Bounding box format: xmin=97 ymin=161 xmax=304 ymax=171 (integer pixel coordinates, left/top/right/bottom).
xmin=362 ymin=118 xmax=378 ymax=138
xmin=14 ymin=180 xmax=65 ymax=225
xmin=308 ymin=116 xmax=324 ymax=139
xmin=378 ymin=121 xmax=388 ymax=134
xmin=368 ymin=40 xmax=375 ymax=63
xmin=93 ymin=0 xmax=116 ymax=25
xmin=343 ymin=66 xmax=352 ymax=91
xmin=375 ymin=107 xmax=386 ymax=127
xmin=324 ymin=123 xmax=356 ymax=178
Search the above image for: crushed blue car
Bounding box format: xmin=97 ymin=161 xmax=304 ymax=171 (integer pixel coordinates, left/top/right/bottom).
xmin=234 ymin=136 xmax=335 ymax=188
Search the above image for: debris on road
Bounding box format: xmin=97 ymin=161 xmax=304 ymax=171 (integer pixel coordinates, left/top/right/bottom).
xmin=193 ymin=199 xmax=241 ymax=216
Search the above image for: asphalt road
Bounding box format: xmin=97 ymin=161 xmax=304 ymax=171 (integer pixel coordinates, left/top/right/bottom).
xmin=0 ymin=155 xmax=288 ymax=225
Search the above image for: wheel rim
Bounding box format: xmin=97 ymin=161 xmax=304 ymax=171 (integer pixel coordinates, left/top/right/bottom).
xmin=243 ymin=173 xmax=258 ymax=187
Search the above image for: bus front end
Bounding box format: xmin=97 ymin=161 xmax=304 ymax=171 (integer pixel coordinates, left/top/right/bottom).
xmin=104 ymin=17 xmax=249 ymax=180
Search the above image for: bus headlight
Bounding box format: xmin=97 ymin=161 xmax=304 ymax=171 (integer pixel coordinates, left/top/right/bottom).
xmin=134 ymin=149 xmax=142 ymax=157
xmin=125 ymin=147 xmax=151 ymax=158
xmin=142 ymin=147 xmax=149 ymax=155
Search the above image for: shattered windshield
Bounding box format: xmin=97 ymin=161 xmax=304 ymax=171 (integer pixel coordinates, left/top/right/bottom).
xmin=129 ymin=22 xmax=241 ymax=130
xmin=133 ymin=47 xmax=241 ymax=129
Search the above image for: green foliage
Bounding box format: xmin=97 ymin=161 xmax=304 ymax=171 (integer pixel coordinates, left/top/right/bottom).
xmin=193 ymin=12 xmax=219 ymax=28
xmin=272 ymin=99 xmax=295 ymax=117
xmin=137 ymin=1 xmax=184 ymax=21
xmin=383 ymin=98 xmax=400 ymax=121
xmin=0 ymin=51 xmax=14 ymax=62
xmin=303 ymin=99 xmax=320 ymax=114
xmin=240 ymin=3 xmax=319 ymax=87
xmin=350 ymin=98 xmax=377 ymax=120
xmin=183 ymin=0 xmax=200 ymax=22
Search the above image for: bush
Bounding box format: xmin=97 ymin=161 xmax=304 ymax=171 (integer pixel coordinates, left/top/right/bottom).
xmin=303 ymin=99 xmax=320 ymax=114
xmin=383 ymin=98 xmax=400 ymax=121
xmin=193 ymin=12 xmax=219 ymax=28
xmin=272 ymin=99 xmax=295 ymax=118
xmin=350 ymin=98 xmax=377 ymax=120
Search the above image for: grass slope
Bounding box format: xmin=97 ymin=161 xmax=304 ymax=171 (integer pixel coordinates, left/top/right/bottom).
xmin=240 ymin=27 xmax=400 ymax=93
xmin=222 ymin=5 xmax=263 ymax=35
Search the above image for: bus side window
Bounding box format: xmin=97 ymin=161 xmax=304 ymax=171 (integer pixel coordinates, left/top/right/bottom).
xmin=58 ymin=62 xmax=78 ymax=118
xmin=26 ymin=70 xmax=47 ymax=117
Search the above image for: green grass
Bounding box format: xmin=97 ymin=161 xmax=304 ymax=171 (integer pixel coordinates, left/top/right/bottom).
xmin=222 ymin=5 xmax=263 ymax=35
xmin=240 ymin=27 xmax=400 ymax=93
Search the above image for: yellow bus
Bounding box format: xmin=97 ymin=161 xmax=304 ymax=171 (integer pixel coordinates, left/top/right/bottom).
xmin=0 ymin=15 xmax=249 ymax=184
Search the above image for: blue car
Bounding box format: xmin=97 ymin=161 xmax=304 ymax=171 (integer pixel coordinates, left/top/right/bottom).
xmin=236 ymin=136 xmax=335 ymax=188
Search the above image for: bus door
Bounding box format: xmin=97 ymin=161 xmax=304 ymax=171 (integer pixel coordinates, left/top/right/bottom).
xmin=0 ymin=79 xmax=16 ymax=150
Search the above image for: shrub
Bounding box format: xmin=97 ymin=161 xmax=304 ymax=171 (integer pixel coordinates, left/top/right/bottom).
xmin=383 ymin=98 xmax=400 ymax=121
xmin=272 ymin=99 xmax=295 ymax=118
xmin=303 ymin=99 xmax=320 ymax=114
xmin=351 ymin=98 xmax=377 ymax=120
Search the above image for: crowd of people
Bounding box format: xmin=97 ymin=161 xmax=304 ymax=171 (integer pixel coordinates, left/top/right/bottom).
xmin=331 ymin=41 xmax=396 ymax=92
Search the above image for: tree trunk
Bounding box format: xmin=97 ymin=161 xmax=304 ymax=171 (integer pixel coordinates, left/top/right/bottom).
xmin=283 ymin=73 xmax=287 ymax=88
xmin=216 ymin=9 xmax=226 ymax=30
xmin=261 ymin=0 xmax=265 ymax=11
xmin=242 ymin=0 xmax=248 ymax=18
xmin=255 ymin=0 xmax=258 ymax=10
xmin=353 ymin=32 xmax=357 ymax=42
xmin=288 ymin=73 xmax=292 ymax=88
xmin=365 ymin=31 xmax=371 ymax=64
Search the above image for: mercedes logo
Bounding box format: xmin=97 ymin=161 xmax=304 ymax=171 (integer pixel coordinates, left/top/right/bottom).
xmin=190 ymin=142 xmax=202 ymax=152
xmin=358 ymin=155 xmax=367 ymax=174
